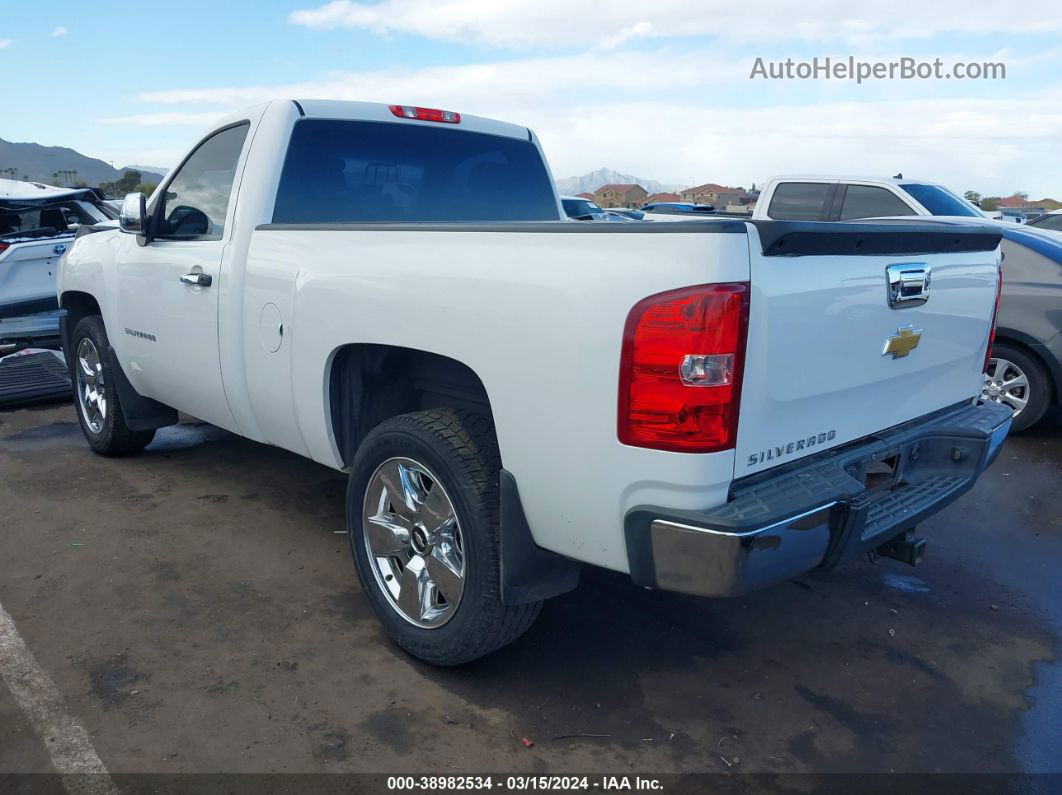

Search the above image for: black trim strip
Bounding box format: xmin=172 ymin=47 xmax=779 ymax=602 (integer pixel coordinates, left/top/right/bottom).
xmin=292 ymin=100 xmax=305 ymax=117
xmin=256 ymin=220 xmax=747 ymax=234
xmin=752 ymin=219 xmax=1002 ymax=256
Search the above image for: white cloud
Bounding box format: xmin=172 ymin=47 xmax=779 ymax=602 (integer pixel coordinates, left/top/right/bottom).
xmin=288 ymin=0 xmax=1062 ymax=48
xmin=119 ymin=42 xmax=1062 ymax=196
xmin=596 ymin=21 xmax=655 ymax=51
xmin=101 ymin=111 xmax=228 ymax=126
xmin=52 ymin=26 xmax=68 ymax=37
xmin=136 ymin=49 xmax=742 ymax=107
xmin=0 ymin=39 xmax=13 ymax=49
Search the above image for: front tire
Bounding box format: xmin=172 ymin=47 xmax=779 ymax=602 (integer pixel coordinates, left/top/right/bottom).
xmin=69 ymin=315 xmax=156 ymax=455
xmin=985 ymin=343 xmax=1051 ymax=433
xmin=347 ymin=409 xmax=541 ymax=665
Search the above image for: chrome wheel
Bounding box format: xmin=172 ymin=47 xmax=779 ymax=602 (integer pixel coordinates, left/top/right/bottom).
xmin=75 ymin=337 xmax=107 ymax=435
xmin=362 ymin=457 xmax=465 ymax=629
xmin=983 ymin=357 xmax=1029 ymax=417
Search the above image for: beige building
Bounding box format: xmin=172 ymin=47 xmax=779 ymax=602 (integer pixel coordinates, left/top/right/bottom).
xmin=594 ymin=183 xmax=648 ymax=208
xmin=680 ymin=182 xmax=745 ymax=207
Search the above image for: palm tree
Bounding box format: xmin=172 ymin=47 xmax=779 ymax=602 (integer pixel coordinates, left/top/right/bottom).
xmin=52 ymin=171 xmax=60 ymax=184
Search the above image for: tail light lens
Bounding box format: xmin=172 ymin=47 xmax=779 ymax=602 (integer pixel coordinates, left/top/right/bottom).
xmin=983 ymin=268 xmax=1003 ymax=373
xmin=0 ymin=242 xmax=9 ymax=254
xmin=619 ymin=283 xmax=750 ymax=453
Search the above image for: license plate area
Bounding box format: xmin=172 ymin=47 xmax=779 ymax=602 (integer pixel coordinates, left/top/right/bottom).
xmin=839 ymin=436 xmax=980 ymax=548
xmin=844 ymin=444 xmax=910 ymax=497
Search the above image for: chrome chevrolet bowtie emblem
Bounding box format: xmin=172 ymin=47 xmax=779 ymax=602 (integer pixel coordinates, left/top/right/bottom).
xmin=882 ymin=325 xmax=923 ymax=359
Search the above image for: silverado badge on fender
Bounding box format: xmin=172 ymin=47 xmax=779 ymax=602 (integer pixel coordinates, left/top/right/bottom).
xmin=882 ymin=325 xmax=922 ymax=359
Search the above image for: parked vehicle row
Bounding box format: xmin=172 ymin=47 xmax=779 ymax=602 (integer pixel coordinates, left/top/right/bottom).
xmin=57 ymin=99 xmax=1009 ymax=665
xmin=590 ymin=176 xmax=983 ymax=224
xmin=0 ymin=179 xmax=115 ymax=349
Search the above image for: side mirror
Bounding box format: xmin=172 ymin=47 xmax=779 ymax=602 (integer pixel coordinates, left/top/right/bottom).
xmin=119 ymin=193 xmax=148 ymax=235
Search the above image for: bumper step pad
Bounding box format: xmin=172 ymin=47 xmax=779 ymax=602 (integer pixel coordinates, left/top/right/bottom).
xmin=0 ymin=350 xmax=71 ymax=410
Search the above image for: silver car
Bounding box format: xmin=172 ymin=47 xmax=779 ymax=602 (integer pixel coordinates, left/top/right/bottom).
xmin=986 ymin=224 xmax=1062 ymax=431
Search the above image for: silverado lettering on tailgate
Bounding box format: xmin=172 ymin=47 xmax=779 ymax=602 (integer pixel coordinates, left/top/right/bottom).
xmin=747 ymin=429 xmax=837 ymax=467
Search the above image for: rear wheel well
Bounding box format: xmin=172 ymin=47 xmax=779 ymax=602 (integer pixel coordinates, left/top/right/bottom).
xmin=328 ymin=344 xmax=494 ymax=467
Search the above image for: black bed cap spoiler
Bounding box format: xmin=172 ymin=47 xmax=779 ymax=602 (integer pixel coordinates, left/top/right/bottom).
xmin=752 ymin=219 xmax=1002 ymax=257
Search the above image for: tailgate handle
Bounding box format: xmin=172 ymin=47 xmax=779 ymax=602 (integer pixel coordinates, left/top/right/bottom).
xmin=886 ymin=263 xmax=930 ymax=308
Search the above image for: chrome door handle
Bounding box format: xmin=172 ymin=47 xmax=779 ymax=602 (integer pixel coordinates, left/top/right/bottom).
xmin=180 ymin=272 xmax=212 ymax=287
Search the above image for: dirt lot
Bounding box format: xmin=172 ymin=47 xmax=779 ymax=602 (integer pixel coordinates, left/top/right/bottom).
xmin=1 ymin=402 xmax=1060 ymax=781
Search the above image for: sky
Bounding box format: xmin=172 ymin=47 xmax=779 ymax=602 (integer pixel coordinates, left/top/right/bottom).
xmin=2 ymin=0 xmax=1061 ymax=197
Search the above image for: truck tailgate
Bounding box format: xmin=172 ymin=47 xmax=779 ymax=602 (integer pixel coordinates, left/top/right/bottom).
xmin=736 ymin=221 xmax=1002 ymax=476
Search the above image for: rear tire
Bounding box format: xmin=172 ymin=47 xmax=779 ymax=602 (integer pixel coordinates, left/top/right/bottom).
xmin=986 ymin=343 xmax=1051 ymax=433
xmin=69 ymin=315 xmax=156 ymax=455
xmin=347 ymin=409 xmax=541 ymax=665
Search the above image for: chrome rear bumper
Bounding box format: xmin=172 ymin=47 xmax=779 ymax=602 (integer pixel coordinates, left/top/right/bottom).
xmin=624 ymin=400 xmax=1013 ymax=597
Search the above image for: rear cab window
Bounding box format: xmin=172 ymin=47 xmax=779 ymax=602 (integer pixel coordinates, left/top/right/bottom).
xmin=766 ymin=182 xmax=834 ymax=221
xmin=838 ymin=185 xmax=917 ymax=220
xmin=273 ymin=119 xmax=559 ymax=223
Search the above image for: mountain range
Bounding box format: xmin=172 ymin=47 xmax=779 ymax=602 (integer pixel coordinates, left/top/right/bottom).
xmin=0 ymin=138 xmax=167 ymax=188
xmin=554 ymin=167 xmax=686 ymax=197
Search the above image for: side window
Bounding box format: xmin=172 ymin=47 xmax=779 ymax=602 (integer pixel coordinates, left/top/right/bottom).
xmin=154 ymin=123 xmax=249 ymax=240
xmin=767 ymin=182 xmax=833 ymax=221
xmin=839 ymin=185 xmax=917 ymax=220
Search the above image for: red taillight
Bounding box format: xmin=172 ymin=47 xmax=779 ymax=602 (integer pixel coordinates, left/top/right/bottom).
xmin=619 ymin=283 xmax=750 ymax=453
xmin=983 ymin=268 xmax=1003 ymax=373
xmin=388 ymin=104 xmax=461 ymax=124
xmin=0 ymin=242 xmax=8 ymax=254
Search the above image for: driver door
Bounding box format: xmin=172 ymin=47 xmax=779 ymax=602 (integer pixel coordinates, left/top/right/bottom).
xmin=115 ymin=122 xmax=249 ymax=431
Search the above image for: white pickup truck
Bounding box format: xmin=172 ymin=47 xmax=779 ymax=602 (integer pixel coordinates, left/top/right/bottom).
xmin=58 ymin=99 xmax=1011 ymax=664
xmin=754 ymin=175 xmax=984 ymax=222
